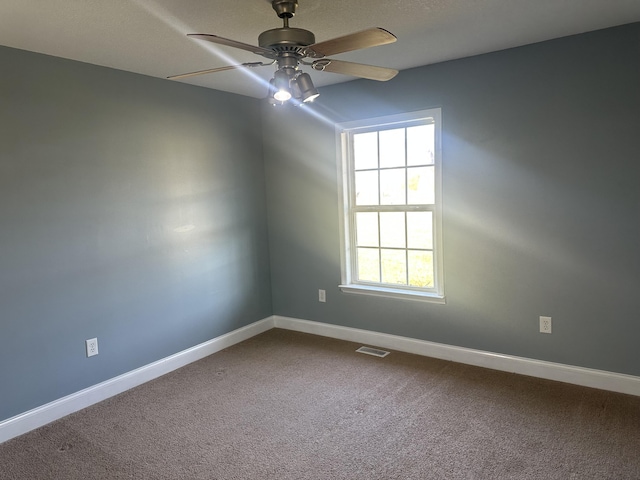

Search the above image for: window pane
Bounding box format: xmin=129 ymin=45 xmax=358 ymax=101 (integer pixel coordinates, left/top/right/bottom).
xmin=342 ymin=109 xmax=442 ymax=296
xmin=408 ymin=250 xmax=434 ymax=287
xmin=357 ymin=248 xmax=380 ymax=282
xmin=407 ymin=124 xmax=435 ymax=166
xmin=353 ymin=132 xmax=378 ymax=170
xmin=407 ymin=166 xmax=435 ymax=205
xmin=380 ymin=212 xmax=406 ymax=248
xmin=356 ymin=212 xmax=379 ymax=247
xmin=355 ymin=170 xmax=379 ymax=205
xmin=379 ymin=128 xmax=405 ymax=168
xmin=407 ymin=212 xmax=433 ymax=249
xmin=380 ymin=168 xmax=405 ymax=205
xmin=381 ymin=249 xmax=407 ymax=285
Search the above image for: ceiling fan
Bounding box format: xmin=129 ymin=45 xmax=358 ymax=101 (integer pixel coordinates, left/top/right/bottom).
xmin=168 ymin=0 xmax=398 ymax=104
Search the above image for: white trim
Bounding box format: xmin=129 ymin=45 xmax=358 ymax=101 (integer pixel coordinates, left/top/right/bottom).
xmin=335 ymin=110 xmax=442 ymax=130
xmin=336 ymin=128 xmax=351 ymax=286
xmin=0 ymin=316 xmax=275 ymax=444
xmin=273 ymin=316 xmax=640 ymax=397
xmin=4 ymin=314 xmax=639 ymax=445
xmin=335 ymin=108 xmax=444 ymax=300
xmin=339 ymin=283 xmax=446 ymax=304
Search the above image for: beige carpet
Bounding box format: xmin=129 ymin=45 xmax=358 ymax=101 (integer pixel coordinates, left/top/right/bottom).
xmin=2 ymin=328 xmax=640 ymax=479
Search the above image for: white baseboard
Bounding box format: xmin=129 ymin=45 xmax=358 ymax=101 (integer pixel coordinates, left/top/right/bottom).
xmin=0 ymin=316 xmax=275 ymax=444
xmin=273 ymin=315 xmax=640 ymax=397
xmin=4 ymin=314 xmax=638 ymax=445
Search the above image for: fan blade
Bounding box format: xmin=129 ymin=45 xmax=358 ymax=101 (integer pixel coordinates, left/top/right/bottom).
xmin=305 ymin=28 xmax=396 ymax=58
xmin=168 ymin=62 xmax=270 ymax=80
xmin=312 ymin=59 xmax=398 ymax=81
xmin=187 ymin=34 xmax=275 ymax=58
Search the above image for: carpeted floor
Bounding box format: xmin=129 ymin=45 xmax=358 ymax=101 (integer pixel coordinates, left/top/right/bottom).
xmin=2 ymin=328 xmax=640 ymax=479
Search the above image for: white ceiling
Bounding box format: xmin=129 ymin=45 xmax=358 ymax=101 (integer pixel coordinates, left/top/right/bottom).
xmin=1 ymin=0 xmax=639 ymax=99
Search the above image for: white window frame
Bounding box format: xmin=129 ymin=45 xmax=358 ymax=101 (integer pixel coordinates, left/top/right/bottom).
xmin=336 ymin=108 xmax=445 ymax=303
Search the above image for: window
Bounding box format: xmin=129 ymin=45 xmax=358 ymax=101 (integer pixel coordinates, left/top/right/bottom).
xmin=337 ymin=109 xmax=444 ymax=303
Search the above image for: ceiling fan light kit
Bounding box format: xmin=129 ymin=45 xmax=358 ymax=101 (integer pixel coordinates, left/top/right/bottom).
xmin=296 ymin=73 xmax=320 ymax=103
xmin=168 ymin=0 xmax=399 ymax=105
xmin=273 ymin=69 xmax=293 ymax=101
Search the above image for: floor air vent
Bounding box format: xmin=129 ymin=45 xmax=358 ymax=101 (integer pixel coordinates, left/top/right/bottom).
xmin=356 ymin=346 xmax=390 ymax=358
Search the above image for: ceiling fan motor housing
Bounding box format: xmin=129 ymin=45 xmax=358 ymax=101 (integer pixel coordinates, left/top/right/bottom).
xmin=258 ymin=27 xmax=315 ymax=52
xmin=259 ymin=28 xmax=315 ymax=76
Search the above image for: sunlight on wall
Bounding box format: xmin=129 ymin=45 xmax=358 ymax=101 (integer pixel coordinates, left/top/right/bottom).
xmin=446 ymin=134 xmax=607 ymax=289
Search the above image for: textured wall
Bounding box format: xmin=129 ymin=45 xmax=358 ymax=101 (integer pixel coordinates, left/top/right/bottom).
xmin=263 ymin=23 xmax=640 ymax=376
xmin=0 ymin=47 xmax=272 ymax=421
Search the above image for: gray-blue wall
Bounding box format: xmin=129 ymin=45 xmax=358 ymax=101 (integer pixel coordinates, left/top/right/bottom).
xmin=0 ymin=46 xmax=272 ymax=421
xmin=263 ymin=23 xmax=640 ymax=376
xmin=2 ymin=22 xmax=639 ymax=424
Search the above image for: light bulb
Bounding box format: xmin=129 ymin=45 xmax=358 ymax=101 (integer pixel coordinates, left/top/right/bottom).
xmin=272 ymin=70 xmax=292 ymax=102
xmin=274 ymin=89 xmax=292 ymax=102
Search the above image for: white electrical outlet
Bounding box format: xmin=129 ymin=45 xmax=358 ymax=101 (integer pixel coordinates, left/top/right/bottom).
xmin=318 ymin=289 xmax=326 ymax=303
xmin=86 ymin=338 xmax=99 ymax=357
xmin=539 ymin=316 xmax=552 ymax=334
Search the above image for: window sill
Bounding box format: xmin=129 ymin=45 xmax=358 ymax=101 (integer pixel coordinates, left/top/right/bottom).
xmin=339 ymin=284 xmax=446 ymax=304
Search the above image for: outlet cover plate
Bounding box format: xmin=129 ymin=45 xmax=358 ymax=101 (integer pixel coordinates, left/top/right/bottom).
xmin=539 ymin=316 xmax=552 ymax=334
xmin=86 ymin=338 xmax=99 ymax=357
